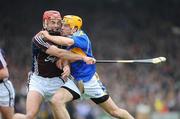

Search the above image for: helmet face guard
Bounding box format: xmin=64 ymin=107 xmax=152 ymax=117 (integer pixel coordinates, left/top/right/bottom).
xmin=62 ymin=15 xmax=82 ymax=30
xmin=43 ymin=10 xmax=62 ymax=35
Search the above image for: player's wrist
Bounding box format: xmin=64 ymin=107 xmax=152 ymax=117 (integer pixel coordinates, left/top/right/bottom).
xmin=81 ymin=56 xmax=86 ymax=61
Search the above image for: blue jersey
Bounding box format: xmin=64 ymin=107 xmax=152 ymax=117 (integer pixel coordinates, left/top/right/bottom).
xmin=68 ymin=30 xmax=96 ymax=82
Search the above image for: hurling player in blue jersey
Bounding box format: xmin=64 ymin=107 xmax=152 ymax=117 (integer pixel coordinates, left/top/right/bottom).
xmin=40 ymin=15 xmax=134 ymax=119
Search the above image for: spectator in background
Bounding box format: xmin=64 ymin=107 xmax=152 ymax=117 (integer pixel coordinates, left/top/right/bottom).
xmin=0 ymin=48 xmax=15 ymax=119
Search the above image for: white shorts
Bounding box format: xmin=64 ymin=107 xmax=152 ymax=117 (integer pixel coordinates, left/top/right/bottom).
xmin=0 ymin=79 xmax=15 ymax=107
xmin=28 ymin=73 xmax=80 ymax=102
xmin=82 ymin=73 xmax=108 ymax=99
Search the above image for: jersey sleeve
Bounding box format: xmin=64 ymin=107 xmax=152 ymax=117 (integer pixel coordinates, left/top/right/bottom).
xmin=71 ymin=35 xmax=89 ymax=50
xmin=32 ymin=35 xmax=52 ymax=52
xmin=0 ymin=50 xmax=7 ymax=69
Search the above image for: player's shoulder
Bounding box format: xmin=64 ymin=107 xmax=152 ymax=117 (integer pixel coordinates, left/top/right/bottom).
xmin=73 ymin=30 xmax=89 ymax=41
xmin=32 ymin=32 xmax=41 ymax=41
xmin=73 ymin=30 xmax=87 ymax=37
xmin=32 ymin=32 xmax=50 ymax=45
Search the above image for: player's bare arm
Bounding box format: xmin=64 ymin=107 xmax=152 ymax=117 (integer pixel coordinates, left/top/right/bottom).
xmin=37 ymin=31 xmax=96 ymax=64
xmin=46 ymin=45 xmax=95 ymax=64
xmin=40 ymin=30 xmax=74 ymax=46
xmin=34 ymin=34 xmax=95 ymax=64
xmin=46 ymin=45 xmax=83 ymax=60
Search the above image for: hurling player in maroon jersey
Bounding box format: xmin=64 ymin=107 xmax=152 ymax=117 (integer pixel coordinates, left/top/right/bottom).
xmin=13 ymin=10 xmax=83 ymax=119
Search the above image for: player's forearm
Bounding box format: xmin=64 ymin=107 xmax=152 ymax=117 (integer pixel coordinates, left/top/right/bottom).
xmin=47 ymin=35 xmax=74 ymax=46
xmin=60 ymin=52 xmax=85 ymax=61
xmin=46 ymin=45 xmax=70 ymax=59
xmin=46 ymin=45 xmax=84 ymax=61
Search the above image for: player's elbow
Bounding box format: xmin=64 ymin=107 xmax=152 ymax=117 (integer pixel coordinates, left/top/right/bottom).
xmin=64 ymin=38 xmax=74 ymax=47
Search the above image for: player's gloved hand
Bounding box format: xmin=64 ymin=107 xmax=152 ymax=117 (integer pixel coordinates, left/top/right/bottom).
xmin=61 ymin=65 xmax=70 ymax=82
xmin=82 ymin=56 xmax=96 ymax=64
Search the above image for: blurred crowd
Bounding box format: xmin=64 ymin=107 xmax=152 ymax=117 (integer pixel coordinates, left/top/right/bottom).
xmin=0 ymin=0 xmax=180 ymax=118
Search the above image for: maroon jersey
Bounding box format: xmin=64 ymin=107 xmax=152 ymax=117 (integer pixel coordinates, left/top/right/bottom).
xmin=32 ymin=35 xmax=64 ymax=78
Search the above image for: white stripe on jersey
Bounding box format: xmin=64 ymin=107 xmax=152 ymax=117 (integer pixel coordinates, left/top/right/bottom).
xmin=35 ymin=36 xmax=50 ymax=48
xmin=0 ymin=51 xmax=7 ymax=68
